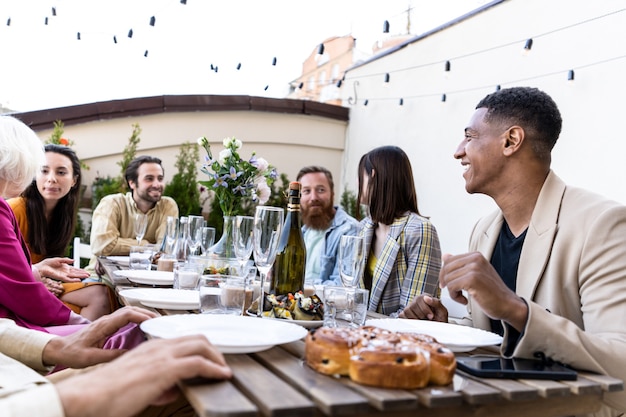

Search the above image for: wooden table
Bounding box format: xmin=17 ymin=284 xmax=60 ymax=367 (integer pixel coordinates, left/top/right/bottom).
xmin=100 ymin=257 xmax=624 ymax=417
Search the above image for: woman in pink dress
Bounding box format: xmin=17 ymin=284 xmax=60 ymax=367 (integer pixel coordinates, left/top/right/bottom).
xmin=0 ymin=115 xmax=142 ymax=350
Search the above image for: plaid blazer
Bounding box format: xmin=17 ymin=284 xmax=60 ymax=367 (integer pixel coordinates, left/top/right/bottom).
xmin=359 ymin=212 xmax=441 ymax=315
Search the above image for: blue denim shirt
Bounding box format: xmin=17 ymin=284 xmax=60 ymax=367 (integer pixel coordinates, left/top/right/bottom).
xmin=302 ymin=207 xmax=358 ymax=285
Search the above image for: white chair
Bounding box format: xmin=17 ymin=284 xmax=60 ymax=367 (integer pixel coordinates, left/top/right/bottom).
xmin=73 ymin=236 xmax=93 ymax=267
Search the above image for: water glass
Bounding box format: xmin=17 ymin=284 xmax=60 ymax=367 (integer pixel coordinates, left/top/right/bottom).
xmin=199 ymin=227 xmax=216 ymax=255
xmin=173 ymin=263 xmax=201 ymax=290
xmin=338 ymin=235 xmax=366 ymax=288
xmin=157 ymin=254 xmax=177 ymax=272
xmin=129 ymin=245 xmax=154 ymax=270
xmin=322 ymin=286 xmax=369 ymax=327
xmin=198 ymin=275 xmax=251 ymax=315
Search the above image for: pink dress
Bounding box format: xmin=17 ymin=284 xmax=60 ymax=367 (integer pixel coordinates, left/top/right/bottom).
xmin=0 ymin=199 xmax=144 ymax=350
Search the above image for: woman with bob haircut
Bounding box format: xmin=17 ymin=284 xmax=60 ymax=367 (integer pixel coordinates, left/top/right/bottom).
xmin=357 ymin=145 xmax=442 ymax=316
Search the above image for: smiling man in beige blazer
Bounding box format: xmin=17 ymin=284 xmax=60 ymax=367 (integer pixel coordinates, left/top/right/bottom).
xmin=404 ymin=86 xmax=626 ymax=417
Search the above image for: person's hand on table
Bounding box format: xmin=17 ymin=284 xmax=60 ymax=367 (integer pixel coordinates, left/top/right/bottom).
xmin=95 ymin=259 xmax=107 ymax=277
xmin=400 ymin=294 xmax=448 ymax=322
xmin=55 ymin=335 xmax=232 ymax=417
xmin=34 ymin=257 xmax=90 ymax=283
xmin=439 ymin=252 xmax=528 ymax=332
xmin=43 ymin=306 xmax=158 ymax=369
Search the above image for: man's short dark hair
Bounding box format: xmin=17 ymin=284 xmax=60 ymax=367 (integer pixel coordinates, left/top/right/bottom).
xmin=296 ymin=165 xmax=334 ymax=191
xmin=476 ymin=87 xmax=562 ymax=160
xmin=124 ymin=155 xmax=163 ymax=188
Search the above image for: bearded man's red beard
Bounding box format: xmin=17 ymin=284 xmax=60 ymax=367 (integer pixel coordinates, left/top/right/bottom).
xmin=302 ymin=200 xmax=335 ymax=230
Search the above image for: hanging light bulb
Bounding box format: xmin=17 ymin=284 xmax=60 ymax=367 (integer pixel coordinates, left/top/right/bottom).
xmin=180 ymin=0 xmax=187 ymax=4
xmin=383 ymin=20 xmax=390 ymax=33
xmin=524 ymin=38 xmax=533 ymax=51
xmin=51 ymin=7 xmax=56 ymax=16
xmin=264 ymin=85 xmax=269 ymax=91
xmin=336 ymin=79 xmax=342 ymax=88
xmin=272 ymin=57 xmax=277 ymax=66
xmin=441 ymin=94 xmax=447 ymax=102
xmin=384 ymin=73 xmax=390 ymax=83
xmin=150 ymin=16 xmax=156 ymax=26
xmin=77 ymin=32 xmax=81 ymax=40
xmin=128 ymin=29 xmax=133 ymax=38
xmin=144 ymin=50 xmax=149 ymax=57
xmin=399 ymin=98 xmax=404 ymax=106
xmin=7 ymin=17 xmax=11 ymax=26
xmin=568 ymin=69 xmax=575 ymax=81
xmin=210 ymin=64 xmax=214 ymax=70
xmin=317 ymin=43 xmax=325 ymax=55
xmin=496 ymin=85 xmax=501 ymax=91
xmin=298 ymin=82 xmax=304 ymax=89
xmin=364 ymin=99 xmax=369 ymax=106
xmin=214 ymin=66 xmax=218 ymax=73
xmin=236 ymin=63 xmax=241 ymax=70
xmin=113 ymin=35 xmax=117 ymax=44
xmin=45 ymin=17 xmax=48 ymax=25
xmin=444 ymin=61 xmax=451 ymax=72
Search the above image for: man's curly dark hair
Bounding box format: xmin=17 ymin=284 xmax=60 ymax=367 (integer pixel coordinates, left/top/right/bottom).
xmin=476 ymin=87 xmax=562 ymax=160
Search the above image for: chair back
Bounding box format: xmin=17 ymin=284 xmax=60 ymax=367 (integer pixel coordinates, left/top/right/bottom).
xmin=73 ymin=236 xmax=93 ymax=267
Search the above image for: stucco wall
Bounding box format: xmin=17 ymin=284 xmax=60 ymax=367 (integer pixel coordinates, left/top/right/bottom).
xmin=34 ymin=110 xmax=348 ymax=202
xmin=340 ymin=0 xmax=626 ymax=254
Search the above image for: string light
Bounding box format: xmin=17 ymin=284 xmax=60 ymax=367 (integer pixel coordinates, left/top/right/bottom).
xmin=51 ymin=7 xmax=56 ymax=16
xmin=236 ymin=63 xmax=241 ymax=70
xmin=364 ymin=99 xmax=369 ymax=106
xmin=298 ymin=82 xmax=304 ymax=89
xmin=317 ymin=43 xmax=325 ymax=55
xmin=441 ymin=94 xmax=447 ymax=102
xmin=76 ymin=32 xmax=81 ymax=40
xmin=524 ymin=38 xmax=533 ymax=51
xmin=496 ymin=85 xmax=501 ymax=91
xmin=336 ymin=79 xmax=342 ymax=88
xmin=45 ymin=17 xmax=48 ymax=25
xmin=272 ymin=57 xmax=277 ymax=66
xmin=113 ymin=35 xmax=117 ymax=44
xmin=444 ymin=60 xmax=451 ymax=72
xmin=144 ymin=50 xmax=149 ymax=57
xmin=180 ymin=0 xmax=187 ymax=4
xmin=384 ymin=73 xmax=390 ymax=83
xmin=383 ymin=20 xmax=390 ymax=33
xmin=6 ymin=18 xmax=10 ymax=26
xmin=128 ymin=29 xmax=133 ymax=38
xmin=264 ymin=85 xmax=269 ymax=91
xmin=399 ymin=98 xmax=404 ymax=106
xmin=150 ymin=16 xmax=156 ymax=26
xmin=568 ymin=69 xmax=575 ymax=81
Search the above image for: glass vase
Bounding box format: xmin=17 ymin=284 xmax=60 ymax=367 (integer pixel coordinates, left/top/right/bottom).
xmin=208 ymin=215 xmax=237 ymax=260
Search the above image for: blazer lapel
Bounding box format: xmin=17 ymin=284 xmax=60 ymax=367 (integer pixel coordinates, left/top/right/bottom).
xmin=516 ymin=171 xmax=563 ymax=299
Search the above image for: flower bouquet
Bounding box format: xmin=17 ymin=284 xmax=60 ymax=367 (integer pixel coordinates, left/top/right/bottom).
xmin=197 ymin=136 xmax=277 ymax=258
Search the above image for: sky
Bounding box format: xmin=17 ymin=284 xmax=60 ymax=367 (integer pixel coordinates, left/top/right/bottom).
xmin=0 ymin=0 xmax=491 ymax=112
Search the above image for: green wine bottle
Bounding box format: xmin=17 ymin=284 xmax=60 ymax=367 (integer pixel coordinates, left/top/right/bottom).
xmin=271 ymin=181 xmax=306 ymax=296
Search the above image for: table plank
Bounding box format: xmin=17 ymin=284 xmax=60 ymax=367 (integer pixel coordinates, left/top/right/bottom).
xmin=452 ymin=373 xmax=502 ymax=405
xmin=227 ymin=354 xmax=315 ymax=417
xmin=456 ymin=370 xmax=539 ymax=401
xmin=180 ymin=379 xmax=257 ymax=417
xmin=578 ymin=372 xmax=625 ymax=392
xmin=254 ymin=346 xmax=372 ymax=416
xmin=516 ymin=378 xmax=572 ymax=398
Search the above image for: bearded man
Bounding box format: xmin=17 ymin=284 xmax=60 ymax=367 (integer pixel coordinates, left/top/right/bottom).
xmin=297 ymin=166 xmax=358 ymax=285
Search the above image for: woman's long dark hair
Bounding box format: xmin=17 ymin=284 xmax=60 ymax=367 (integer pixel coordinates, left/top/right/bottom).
xmin=357 ymin=146 xmax=421 ymax=225
xmin=23 ymin=144 xmax=81 ymax=257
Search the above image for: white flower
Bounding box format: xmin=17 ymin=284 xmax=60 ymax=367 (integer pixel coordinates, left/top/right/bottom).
xmin=232 ymin=138 xmax=242 ymax=150
xmin=222 ymin=137 xmax=231 ymax=147
xmin=197 ymin=137 xmax=208 ymax=146
xmin=256 ymin=181 xmax=271 ymax=204
xmin=254 ymin=157 xmax=269 ymax=171
xmin=218 ymin=148 xmax=232 ymax=164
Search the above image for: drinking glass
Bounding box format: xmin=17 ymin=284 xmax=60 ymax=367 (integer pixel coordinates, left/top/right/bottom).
xmin=199 ymin=226 xmax=216 ymax=255
xmin=233 ymin=215 xmax=254 ymax=275
xmin=163 ymin=216 xmax=179 ymax=255
xmin=252 ymin=206 xmax=284 ymax=317
xmin=134 ymin=213 xmax=148 ymax=245
xmin=187 ymin=215 xmax=205 ymax=256
xmin=338 ymin=235 xmax=366 ymax=288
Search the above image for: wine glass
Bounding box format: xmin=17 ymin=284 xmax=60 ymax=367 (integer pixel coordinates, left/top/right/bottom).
xmin=252 ymin=206 xmax=284 ymax=317
xmin=233 ymin=215 xmax=254 ymax=275
xmin=199 ymin=226 xmax=216 ymax=255
xmin=187 ymin=215 xmax=205 ymax=256
xmin=338 ymin=235 xmax=366 ymax=288
xmin=163 ymin=216 xmax=179 ymax=255
xmin=133 ymin=213 xmax=148 ymax=246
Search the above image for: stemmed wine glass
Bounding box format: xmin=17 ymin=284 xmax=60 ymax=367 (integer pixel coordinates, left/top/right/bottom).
xmin=199 ymin=227 xmax=216 ymax=255
xmin=338 ymin=235 xmax=366 ymax=322
xmin=252 ymin=206 xmax=284 ymax=317
xmin=187 ymin=215 xmax=205 ymax=256
xmin=233 ymin=215 xmax=254 ymax=276
xmin=163 ymin=216 xmax=179 ymax=255
xmin=134 ymin=213 xmax=148 ymax=246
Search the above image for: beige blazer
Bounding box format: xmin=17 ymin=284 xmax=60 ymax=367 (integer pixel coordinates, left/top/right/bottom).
xmin=467 ymin=171 xmax=626 ymax=416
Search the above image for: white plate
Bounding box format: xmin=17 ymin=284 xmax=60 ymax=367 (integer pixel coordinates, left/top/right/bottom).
xmin=114 ymin=270 xmax=174 ymax=286
xmin=365 ymin=318 xmax=503 ymax=352
xmin=119 ymin=288 xmax=199 ymax=310
xmin=140 ymin=314 xmax=308 ymax=354
xmin=107 ymin=256 xmax=130 ymax=266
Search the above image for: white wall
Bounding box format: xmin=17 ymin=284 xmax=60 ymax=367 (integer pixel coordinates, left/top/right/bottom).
xmin=341 ymin=0 xmax=626 ymax=254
